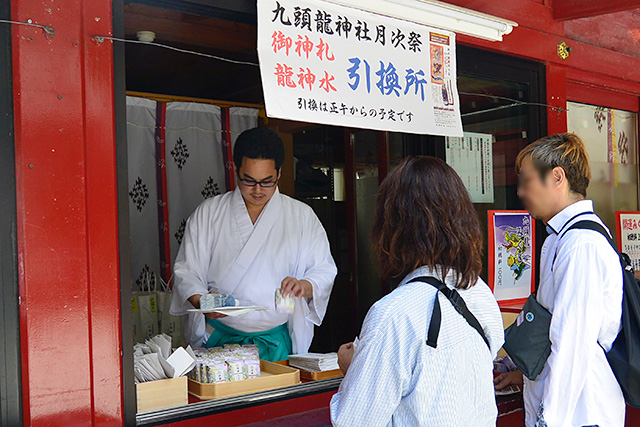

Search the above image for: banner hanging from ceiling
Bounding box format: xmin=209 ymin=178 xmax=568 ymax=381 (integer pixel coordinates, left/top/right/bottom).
xmin=257 ymin=0 xmax=463 ymax=136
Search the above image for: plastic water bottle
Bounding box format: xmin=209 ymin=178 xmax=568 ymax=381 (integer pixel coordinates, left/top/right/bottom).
xmin=200 ymin=293 xmax=239 ymax=310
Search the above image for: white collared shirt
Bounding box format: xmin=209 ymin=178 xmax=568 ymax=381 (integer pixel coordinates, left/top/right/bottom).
xmin=523 ymin=200 xmax=624 ymax=427
xmin=330 ymin=266 xmax=504 ymax=427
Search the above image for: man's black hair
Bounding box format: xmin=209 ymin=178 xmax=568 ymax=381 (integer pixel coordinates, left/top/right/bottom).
xmin=233 ymin=127 xmax=285 ymax=172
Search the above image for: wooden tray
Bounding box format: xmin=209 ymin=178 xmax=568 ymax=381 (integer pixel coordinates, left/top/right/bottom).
xmin=136 ymin=376 xmax=188 ymax=413
xmin=298 ymin=368 xmax=343 ymax=381
xmin=275 ymin=360 xmax=343 ymax=381
xmin=188 ymin=360 xmax=300 ymax=400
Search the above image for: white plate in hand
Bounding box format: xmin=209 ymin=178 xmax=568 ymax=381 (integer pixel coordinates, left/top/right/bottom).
xmin=187 ymin=306 xmax=268 ymax=317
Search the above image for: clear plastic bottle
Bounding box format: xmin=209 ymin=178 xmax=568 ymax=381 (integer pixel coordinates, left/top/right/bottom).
xmin=200 ymin=293 xmax=239 ymax=310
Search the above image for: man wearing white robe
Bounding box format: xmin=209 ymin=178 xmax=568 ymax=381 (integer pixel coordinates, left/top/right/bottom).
xmin=170 ymin=128 xmax=337 ymax=358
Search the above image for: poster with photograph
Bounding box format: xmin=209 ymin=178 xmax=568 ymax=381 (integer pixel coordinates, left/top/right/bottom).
xmin=616 ymin=211 xmax=640 ymax=271
xmin=488 ymin=211 xmax=535 ymax=306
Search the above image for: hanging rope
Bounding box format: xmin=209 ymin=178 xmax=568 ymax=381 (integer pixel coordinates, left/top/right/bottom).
xmin=93 ymin=35 xmax=259 ymax=67
xmin=458 ymin=91 xmax=565 ymax=118
xmin=0 ymin=19 xmax=54 ymax=38
xmin=94 ymin=35 xmax=577 ymax=121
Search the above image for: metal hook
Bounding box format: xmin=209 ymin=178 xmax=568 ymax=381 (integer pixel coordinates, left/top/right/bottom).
xmin=43 ymin=26 xmax=55 ymax=39
xmin=0 ymin=19 xmax=54 ymax=39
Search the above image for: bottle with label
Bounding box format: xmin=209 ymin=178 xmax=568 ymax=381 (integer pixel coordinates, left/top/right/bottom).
xmin=200 ymin=293 xmax=240 ymax=310
xmin=441 ymin=82 xmax=450 ymax=106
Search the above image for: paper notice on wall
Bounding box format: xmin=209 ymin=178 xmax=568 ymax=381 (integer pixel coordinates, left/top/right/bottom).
xmin=445 ymin=132 xmax=494 ymax=203
xmin=617 ymin=211 xmax=640 ymax=271
xmin=257 ymin=0 xmax=463 ymax=136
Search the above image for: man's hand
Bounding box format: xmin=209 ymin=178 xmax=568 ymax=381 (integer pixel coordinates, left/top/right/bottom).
xmin=337 ymin=342 xmax=355 ymax=375
xmin=281 ymin=277 xmax=313 ymax=298
xmin=494 ymin=370 xmax=524 ymax=390
xmin=204 ymin=312 xmax=228 ymax=320
xmin=187 ymin=293 xmax=228 ymax=319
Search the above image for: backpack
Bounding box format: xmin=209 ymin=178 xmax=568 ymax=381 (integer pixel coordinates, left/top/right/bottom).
xmin=564 ymin=220 xmax=640 ymax=408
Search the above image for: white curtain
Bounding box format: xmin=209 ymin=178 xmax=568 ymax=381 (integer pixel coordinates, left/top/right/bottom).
xmin=164 ymin=102 xmax=224 ymax=266
xmin=126 ymin=96 xmax=160 ymax=290
xmin=229 ymin=107 xmax=259 ymax=151
xmin=126 ymin=99 xmax=260 ymax=288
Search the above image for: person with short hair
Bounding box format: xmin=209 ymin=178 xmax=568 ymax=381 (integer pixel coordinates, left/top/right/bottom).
xmin=498 ymin=133 xmax=624 ymax=426
xmin=170 ymin=127 xmax=337 ymax=361
xmin=330 ymin=156 xmax=504 ymax=426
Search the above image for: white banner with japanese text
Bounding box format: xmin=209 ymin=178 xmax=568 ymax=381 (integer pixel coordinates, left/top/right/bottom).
xmin=257 ymin=0 xmax=463 ymax=136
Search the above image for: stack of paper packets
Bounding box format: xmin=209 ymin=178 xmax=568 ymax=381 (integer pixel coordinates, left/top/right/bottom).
xmin=288 ymin=353 xmax=339 ymax=372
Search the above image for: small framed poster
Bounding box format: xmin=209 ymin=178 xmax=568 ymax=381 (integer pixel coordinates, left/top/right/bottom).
xmin=616 ymin=211 xmax=640 ymax=272
xmin=488 ymin=210 xmax=536 ymax=307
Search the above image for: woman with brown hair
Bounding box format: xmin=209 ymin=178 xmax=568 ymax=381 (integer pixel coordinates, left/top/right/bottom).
xmin=330 ymin=156 xmax=504 ymax=427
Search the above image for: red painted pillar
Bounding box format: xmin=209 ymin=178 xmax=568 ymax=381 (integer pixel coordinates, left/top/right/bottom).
xmin=11 ymin=0 xmax=123 ymax=425
xmin=545 ymin=63 xmax=568 ymax=135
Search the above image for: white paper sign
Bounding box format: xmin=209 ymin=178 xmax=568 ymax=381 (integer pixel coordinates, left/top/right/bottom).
xmin=446 ymin=132 xmax=494 ymax=203
xmin=257 ymin=0 xmax=463 ymax=136
xmin=618 ymin=212 xmax=640 ymax=271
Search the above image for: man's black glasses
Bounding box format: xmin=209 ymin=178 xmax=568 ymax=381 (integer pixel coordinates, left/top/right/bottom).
xmin=238 ymin=177 xmax=279 ymax=188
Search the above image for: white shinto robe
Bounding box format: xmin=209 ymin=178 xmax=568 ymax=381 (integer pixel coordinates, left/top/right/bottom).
xmin=170 ymin=187 xmax=337 ymax=352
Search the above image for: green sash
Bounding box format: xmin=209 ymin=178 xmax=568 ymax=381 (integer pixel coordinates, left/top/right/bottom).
xmin=205 ymin=318 xmax=292 ymax=362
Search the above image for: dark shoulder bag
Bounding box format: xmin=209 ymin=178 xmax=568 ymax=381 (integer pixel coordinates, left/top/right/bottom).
xmin=502 ymin=291 xmax=552 ymax=380
xmin=502 ymin=212 xmax=592 ymax=380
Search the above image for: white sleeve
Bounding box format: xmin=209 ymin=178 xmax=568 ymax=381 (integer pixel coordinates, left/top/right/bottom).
xmin=300 ymin=213 xmax=337 ymax=326
xmin=475 ymin=284 xmax=505 ymax=359
xmin=330 ymin=304 xmax=415 ymax=426
xmin=169 ymin=205 xmax=211 ymax=315
xmin=540 ymin=242 xmax=606 ymax=425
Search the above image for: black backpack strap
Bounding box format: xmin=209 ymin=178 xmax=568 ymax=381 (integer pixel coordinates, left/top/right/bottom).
xmin=566 ymin=222 xmax=638 ymax=277
xmin=563 ymin=220 xmax=630 ymax=270
xmin=407 ymin=276 xmax=491 ymax=350
xmin=565 ymin=220 xmax=615 ymax=249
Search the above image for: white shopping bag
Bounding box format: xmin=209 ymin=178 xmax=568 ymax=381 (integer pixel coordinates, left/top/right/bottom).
xmin=132 ymin=296 xmax=143 ymax=343
xmin=156 ymin=292 xmax=183 ymax=347
xmin=156 ymin=277 xmax=185 ymax=347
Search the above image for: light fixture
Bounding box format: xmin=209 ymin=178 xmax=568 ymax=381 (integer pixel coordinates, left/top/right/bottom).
xmin=136 ymin=31 xmax=156 ymax=42
xmin=321 ymin=0 xmax=517 ymax=42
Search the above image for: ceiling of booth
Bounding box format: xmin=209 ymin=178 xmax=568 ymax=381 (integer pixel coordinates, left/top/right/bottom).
xmin=124 ymin=2 xmax=262 ymax=102
xmin=123 ymin=1 xmax=640 ymax=105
